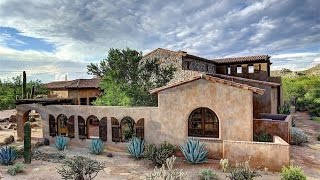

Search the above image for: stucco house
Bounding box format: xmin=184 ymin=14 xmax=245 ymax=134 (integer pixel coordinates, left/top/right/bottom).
xmin=16 ymin=48 xmax=291 ymax=171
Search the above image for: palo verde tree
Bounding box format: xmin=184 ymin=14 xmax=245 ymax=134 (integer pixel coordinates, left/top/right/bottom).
xmin=87 ymin=48 xmax=176 ymax=106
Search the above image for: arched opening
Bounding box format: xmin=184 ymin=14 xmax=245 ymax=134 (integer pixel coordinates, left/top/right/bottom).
xmin=188 ymin=107 xmax=219 ymax=138
xmin=87 ymin=115 xmax=99 ymax=139
xmin=120 ymin=116 xmax=135 ymax=142
xmin=78 ymin=116 xmax=86 ymax=139
xmin=111 ymin=117 xmax=120 ymax=142
xmin=49 ymin=114 xmax=56 ymax=137
xmin=22 ymin=110 xmax=43 ymax=139
xmin=57 ymin=114 xmax=68 ymax=136
xmin=68 ymin=116 xmax=75 ymax=138
xmin=99 ymin=117 xmax=107 ymax=141
xmin=136 ymin=118 xmax=144 ymax=140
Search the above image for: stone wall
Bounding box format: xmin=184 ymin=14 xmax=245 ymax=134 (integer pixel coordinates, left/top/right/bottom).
xmin=223 ymin=136 xmax=290 ymax=171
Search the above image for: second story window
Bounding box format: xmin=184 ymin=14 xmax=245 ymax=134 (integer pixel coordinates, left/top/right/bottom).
xmin=227 ymin=66 xmax=231 ymax=75
xmin=237 ymin=65 xmax=242 ymax=74
xmin=248 ymin=65 xmax=254 ymax=73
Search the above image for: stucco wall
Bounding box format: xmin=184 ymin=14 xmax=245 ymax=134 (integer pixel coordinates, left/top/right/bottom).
xmin=49 ymin=90 xmax=68 ymax=98
xmin=223 ymin=136 xmax=290 ymax=171
xmin=68 ymin=88 xmax=100 ymax=105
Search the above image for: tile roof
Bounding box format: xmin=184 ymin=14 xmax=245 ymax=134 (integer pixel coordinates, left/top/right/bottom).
xmin=212 ymin=55 xmax=270 ymax=64
xmin=45 ymin=78 xmax=101 ymax=89
xmin=150 ymin=74 xmax=265 ymax=95
xmin=210 ymin=74 xmax=281 ymax=87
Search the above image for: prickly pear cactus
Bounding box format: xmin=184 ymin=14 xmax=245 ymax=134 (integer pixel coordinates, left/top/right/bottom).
xmin=24 ymin=121 xmax=31 ymax=164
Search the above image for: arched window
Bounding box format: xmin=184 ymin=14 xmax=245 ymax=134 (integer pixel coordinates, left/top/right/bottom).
xmin=111 ymin=117 xmax=120 ymax=142
xmin=57 ymin=114 xmax=68 ymax=136
xmin=120 ymin=116 xmax=135 ymax=142
xmin=99 ymin=117 xmax=107 ymax=141
xmin=87 ymin=115 xmax=99 ymax=139
xmin=68 ymin=116 xmax=75 ymax=138
xmin=136 ymin=118 xmax=144 ymax=140
xmin=188 ymin=108 xmax=219 ymax=138
xmin=78 ymin=116 xmax=86 ymax=139
xmin=49 ymin=114 xmax=56 ymax=137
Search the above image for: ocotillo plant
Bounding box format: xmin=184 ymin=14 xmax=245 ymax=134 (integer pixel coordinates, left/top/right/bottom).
xmin=22 ymin=71 xmax=26 ymax=99
xmin=31 ymin=85 xmax=35 ymax=99
xmin=24 ymin=121 xmax=31 ymax=164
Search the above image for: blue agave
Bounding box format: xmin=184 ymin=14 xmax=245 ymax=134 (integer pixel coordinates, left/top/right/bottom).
xmin=128 ymin=137 xmax=144 ymax=159
xmin=0 ymin=146 xmax=18 ymax=165
xmin=55 ymin=136 xmax=69 ymax=150
xmin=90 ymin=138 xmax=105 ymax=155
xmin=179 ymin=139 xmax=208 ymax=164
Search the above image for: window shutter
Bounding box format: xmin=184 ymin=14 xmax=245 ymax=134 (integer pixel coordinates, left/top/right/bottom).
xmin=111 ymin=117 xmax=120 ymax=142
xmin=49 ymin=115 xmax=56 ymax=137
xmin=99 ymin=118 xmax=108 ymax=141
xmin=135 ymin=118 xmax=144 ymax=140
xmin=78 ymin=116 xmax=86 ymax=139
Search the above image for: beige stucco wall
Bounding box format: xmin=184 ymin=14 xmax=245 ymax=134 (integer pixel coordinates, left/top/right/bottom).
xmin=223 ymin=136 xmax=290 ymax=171
xmin=49 ymin=90 xmax=68 ymax=98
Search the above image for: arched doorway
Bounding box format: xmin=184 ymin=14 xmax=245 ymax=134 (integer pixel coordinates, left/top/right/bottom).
xmin=120 ymin=116 xmax=135 ymax=142
xmin=188 ymin=107 xmax=219 ymax=138
xmin=87 ymin=115 xmax=99 ymax=139
xmin=22 ymin=110 xmax=43 ymax=139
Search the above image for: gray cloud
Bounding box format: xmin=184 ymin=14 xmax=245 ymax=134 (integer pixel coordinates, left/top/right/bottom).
xmin=0 ymin=0 xmax=319 ymax=82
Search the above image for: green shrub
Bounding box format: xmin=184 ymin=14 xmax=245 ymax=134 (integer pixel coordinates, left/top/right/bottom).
xmin=278 ymin=104 xmax=290 ymax=115
xmin=128 ymin=137 xmax=144 ymax=159
xmin=144 ymin=141 xmax=175 ymax=166
xmin=253 ymin=131 xmax=273 ymax=142
xmin=0 ymin=146 xmax=18 ymax=165
xmin=145 ymin=155 xmax=186 ymax=180
xmin=290 ymin=128 xmax=308 ymax=146
xmin=226 ymin=161 xmax=261 ymax=180
xmin=56 ymin=155 xmax=105 ymax=180
xmin=220 ymin=158 xmax=229 ymax=172
xmin=7 ymin=162 xmax=25 ymax=176
xmin=55 ymin=136 xmax=69 ymax=150
xmin=281 ymin=165 xmax=307 ymax=180
xmin=90 ymin=139 xmax=104 ymax=155
xmin=199 ymin=169 xmax=218 ymax=180
xmin=180 ymin=139 xmax=208 ymax=164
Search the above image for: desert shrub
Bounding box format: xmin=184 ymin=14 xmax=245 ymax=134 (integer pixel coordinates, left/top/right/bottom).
xmin=220 ymin=158 xmax=229 ymax=172
xmin=7 ymin=162 xmax=25 ymax=176
xmin=281 ymin=165 xmax=307 ymax=180
xmin=56 ymin=155 xmax=105 ymax=180
xmin=226 ymin=161 xmax=261 ymax=180
xmin=144 ymin=141 xmax=175 ymax=166
xmin=278 ymin=104 xmax=290 ymax=115
xmin=290 ymin=127 xmax=308 ymax=146
xmin=128 ymin=137 xmax=144 ymax=159
xmin=199 ymin=169 xmax=218 ymax=180
xmin=179 ymin=139 xmax=208 ymax=164
xmin=90 ymin=139 xmax=104 ymax=155
xmin=145 ymin=155 xmax=186 ymax=180
xmin=0 ymin=146 xmax=18 ymax=165
xmin=253 ymin=131 xmax=273 ymax=142
xmin=55 ymin=136 xmax=69 ymax=150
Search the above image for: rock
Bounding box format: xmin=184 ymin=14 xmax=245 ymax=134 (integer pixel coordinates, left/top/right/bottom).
xmin=107 ymin=153 xmax=113 ymax=158
xmin=29 ymin=118 xmax=36 ymax=122
xmin=30 ymin=123 xmax=39 ymax=128
xmin=44 ymin=138 xmax=50 ymax=146
xmin=32 ymin=168 xmax=40 ymax=172
xmin=104 ymin=167 xmax=112 ymax=174
xmin=9 ymin=115 xmax=17 ymax=123
xmin=3 ymin=135 xmax=14 ymax=145
xmin=119 ymin=173 xmax=131 ymax=176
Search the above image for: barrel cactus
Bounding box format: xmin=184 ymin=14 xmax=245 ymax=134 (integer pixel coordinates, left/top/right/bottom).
xmin=179 ymin=139 xmax=208 ymax=164
xmin=55 ymin=136 xmax=69 ymax=150
xmin=24 ymin=121 xmax=31 ymax=164
xmin=90 ymin=138 xmax=104 ymax=155
xmin=128 ymin=137 xmax=144 ymax=159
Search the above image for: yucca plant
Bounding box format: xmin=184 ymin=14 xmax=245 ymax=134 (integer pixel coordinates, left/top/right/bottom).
xmin=55 ymin=136 xmax=69 ymax=151
xmin=179 ymin=139 xmax=208 ymax=164
xmin=0 ymin=146 xmax=18 ymax=165
xmin=128 ymin=137 xmax=144 ymax=159
xmin=90 ymin=138 xmax=105 ymax=155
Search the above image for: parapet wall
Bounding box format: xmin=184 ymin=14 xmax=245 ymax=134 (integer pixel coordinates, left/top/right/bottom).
xmin=222 ymin=136 xmax=290 ymax=171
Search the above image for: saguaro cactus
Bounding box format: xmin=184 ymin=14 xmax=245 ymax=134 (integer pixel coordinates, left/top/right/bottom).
xmin=31 ymin=85 xmax=35 ymax=99
xmin=24 ymin=121 xmax=31 ymax=164
xmin=22 ymin=71 xmax=27 ymax=99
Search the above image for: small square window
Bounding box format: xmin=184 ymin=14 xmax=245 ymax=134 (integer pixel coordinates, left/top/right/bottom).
xmin=237 ymin=66 xmax=242 ymax=74
xmin=227 ymin=67 xmax=231 ymax=75
xmin=248 ymin=65 xmax=254 ymax=73
xmin=80 ymin=98 xmax=87 ymax=105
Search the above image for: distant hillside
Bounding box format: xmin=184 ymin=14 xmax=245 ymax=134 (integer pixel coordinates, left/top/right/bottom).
xmin=271 ymin=64 xmax=320 ymax=77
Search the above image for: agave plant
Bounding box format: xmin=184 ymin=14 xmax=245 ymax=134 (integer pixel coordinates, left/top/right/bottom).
xmin=179 ymin=139 xmax=208 ymax=164
xmin=128 ymin=137 xmax=144 ymax=159
xmin=55 ymin=136 xmax=69 ymax=151
xmin=90 ymin=138 xmax=105 ymax=155
xmin=0 ymin=146 xmax=18 ymax=165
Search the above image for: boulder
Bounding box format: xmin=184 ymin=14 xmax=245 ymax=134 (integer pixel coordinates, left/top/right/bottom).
xmin=9 ymin=115 xmax=17 ymax=123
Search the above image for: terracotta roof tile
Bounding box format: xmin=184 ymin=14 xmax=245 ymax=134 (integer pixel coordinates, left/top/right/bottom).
xmin=212 ymin=55 xmax=270 ymax=64
xmin=150 ymin=74 xmax=265 ymax=95
xmin=45 ymin=78 xmax=100 ymax=89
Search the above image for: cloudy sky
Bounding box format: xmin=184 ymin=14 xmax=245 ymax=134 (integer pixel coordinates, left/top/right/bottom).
xmin=0 ymin=0 xmax=319 ymax=82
